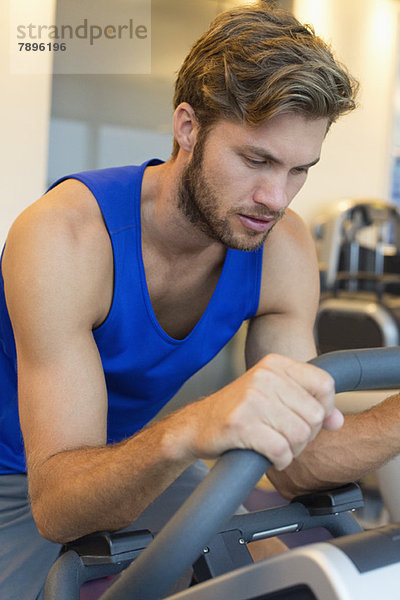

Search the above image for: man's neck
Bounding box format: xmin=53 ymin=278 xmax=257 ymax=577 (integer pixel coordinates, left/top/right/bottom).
xmin=139 ymin=158 xmax=227 ymax=339
xmin=140 ymin=158 xmax=225 ymax=264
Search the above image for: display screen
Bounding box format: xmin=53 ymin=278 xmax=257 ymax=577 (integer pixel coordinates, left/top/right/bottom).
xmin=252 ymin=585 xmax=317 ymax=600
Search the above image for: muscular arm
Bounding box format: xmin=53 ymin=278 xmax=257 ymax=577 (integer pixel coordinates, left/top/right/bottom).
xmin=245 ymin=209 xmax=320 ymax=367
xmin=245 ymin=210 xmax=347 ymax=492
xmin=268 ymin=394 xmax=400 ymax=498
xmin=2 ymin=182 xmax=197 ymax=543
xmin=247 ymin=210 xmax=400 ymax=498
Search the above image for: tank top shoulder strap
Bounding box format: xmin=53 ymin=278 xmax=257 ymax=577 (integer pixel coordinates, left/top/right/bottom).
xmin=46 ymin=159 xmax=162 ymax=235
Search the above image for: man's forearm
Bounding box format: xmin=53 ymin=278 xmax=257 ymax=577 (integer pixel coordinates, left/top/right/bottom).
xmin=268 ymin=393 xmax=400 ymax=498
xmin=28 ymin=353 xmax=339 ymax=543
xmin=29 ymin=411 xmax=194 ymax=544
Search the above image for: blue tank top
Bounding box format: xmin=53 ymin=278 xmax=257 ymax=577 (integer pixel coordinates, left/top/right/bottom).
xmin=0 ymin=160 xmax=263 ymax=474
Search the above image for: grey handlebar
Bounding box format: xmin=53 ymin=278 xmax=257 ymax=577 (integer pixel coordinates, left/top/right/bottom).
xmin=309 ymin=347 xmax=400 ymax=393
xmin=99 ymin=347 xmax=400 ymax=600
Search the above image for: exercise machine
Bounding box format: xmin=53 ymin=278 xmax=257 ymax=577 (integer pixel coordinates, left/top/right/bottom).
xmin=312 ymin=199 xmax=400 ymax=353
xmin=312 ymin=199 xmax=400 ymax=523
xmin=44 ymin=347 xmax=400 ymax=600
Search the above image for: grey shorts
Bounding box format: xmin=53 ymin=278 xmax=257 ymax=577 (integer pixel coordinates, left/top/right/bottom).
xmin=0 ymin=461 xmax=214 ymax=600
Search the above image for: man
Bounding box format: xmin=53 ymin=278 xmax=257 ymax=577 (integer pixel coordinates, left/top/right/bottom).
xmin=0 ymin=3 xmax=364 ymax=598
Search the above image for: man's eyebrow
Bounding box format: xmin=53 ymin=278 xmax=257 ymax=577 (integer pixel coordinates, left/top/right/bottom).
xmin=238 ymin=145 xmax=321 ymax=169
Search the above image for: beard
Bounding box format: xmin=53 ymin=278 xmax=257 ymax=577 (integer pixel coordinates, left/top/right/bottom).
xmin=177 ymin=135 xmax=285 ymax=252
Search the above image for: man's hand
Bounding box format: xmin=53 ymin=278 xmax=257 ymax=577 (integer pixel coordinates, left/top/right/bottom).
xmin=186 ymin=353 xmax=342 ymax=471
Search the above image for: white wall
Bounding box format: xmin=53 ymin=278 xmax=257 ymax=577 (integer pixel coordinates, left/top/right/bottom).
xmin=47 ymin=118 xmax=173 ymax=185
xmin=290 ymin=0 xmax=400 ymax=225
xmin=3 ymin=0 xmax=399 ymax=240
xmin=0 ymin=0 xmax=55 ymax=246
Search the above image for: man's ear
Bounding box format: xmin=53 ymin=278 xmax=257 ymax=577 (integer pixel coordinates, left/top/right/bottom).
xmin=173 ymin=102 xmax=199 ymax=153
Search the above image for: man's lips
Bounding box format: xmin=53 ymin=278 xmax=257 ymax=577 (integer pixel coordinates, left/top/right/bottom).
xmin=238 ymin=214 xmax=275 ymax=232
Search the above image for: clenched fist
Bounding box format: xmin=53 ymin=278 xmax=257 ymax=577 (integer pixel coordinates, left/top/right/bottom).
xmin=186 ymin=353 xmax=343 ymax=470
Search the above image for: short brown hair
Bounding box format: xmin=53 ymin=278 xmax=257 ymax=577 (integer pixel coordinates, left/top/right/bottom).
xmin=172 ymin=2 xmax=358 ymax=156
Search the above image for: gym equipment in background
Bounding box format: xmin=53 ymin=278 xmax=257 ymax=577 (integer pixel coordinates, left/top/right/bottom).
xmin=312 ymin=199 xmax=400 ymax=353
xmin=312 ymin=200 xmax=400 ymax=524
xmin=44 ymin=347 xmax=400 ymax=600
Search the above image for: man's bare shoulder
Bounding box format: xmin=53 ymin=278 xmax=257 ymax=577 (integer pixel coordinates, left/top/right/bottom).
xmin=265 ymin=209 xmax=314 ymax=254
xmin=256 ymin=208 xmax=319 ymax=317
xmin=10 ymin=178 xmax=107 ymax=244
xmin=3 ymin=178 xmax=113 ymax=331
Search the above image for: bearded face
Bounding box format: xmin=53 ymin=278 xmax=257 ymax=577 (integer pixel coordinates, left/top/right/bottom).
xmin=177 ymin=129 xmax=284 ymax=252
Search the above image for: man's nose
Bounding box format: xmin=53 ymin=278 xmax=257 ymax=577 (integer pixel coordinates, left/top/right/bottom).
xmin=252 ymin=175 xmax=288 ymax=213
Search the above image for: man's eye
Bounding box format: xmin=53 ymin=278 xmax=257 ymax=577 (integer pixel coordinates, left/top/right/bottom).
xmin=245 ymin=157 xmax=265 ymax=167
xmin=292 ymin=167 xmax=308 ymax=175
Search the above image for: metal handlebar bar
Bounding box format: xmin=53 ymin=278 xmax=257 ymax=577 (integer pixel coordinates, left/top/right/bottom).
xmin=96 ymin=347 xmax=400 ymax=600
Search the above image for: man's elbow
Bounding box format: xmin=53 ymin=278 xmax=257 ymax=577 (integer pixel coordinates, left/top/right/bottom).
xmin=31 ymin=499 xmax=72 ymax=544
